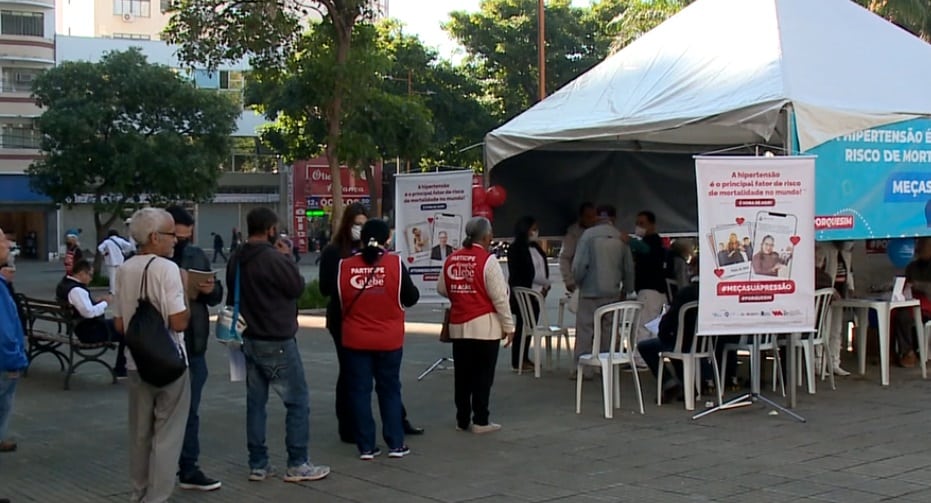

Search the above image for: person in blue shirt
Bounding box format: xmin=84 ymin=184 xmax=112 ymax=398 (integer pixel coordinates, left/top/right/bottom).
xmin=0 ymin=227 xmax=28 ymax=454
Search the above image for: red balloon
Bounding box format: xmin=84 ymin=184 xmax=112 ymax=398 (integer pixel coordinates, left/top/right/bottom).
xmin=485 ymin=185 xmax=507 ymax=208
xmin=473 ymin=204 xmax=494 ymax=221
xmin=472 ymin=185 xmax=487 ymax=207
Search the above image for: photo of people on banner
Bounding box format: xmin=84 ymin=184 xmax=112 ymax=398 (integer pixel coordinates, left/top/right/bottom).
xmin=695 ymin=156 xmax=816 ymax=336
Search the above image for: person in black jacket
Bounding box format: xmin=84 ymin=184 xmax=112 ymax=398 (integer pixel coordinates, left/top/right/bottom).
xmin=226 ymin=207 xmax=330 ymax=482
xmin=165 ymin=206 xmax=224 ymax=491
xmin=319 ymin=203 xmax=423 ymax=443
xmin=506 ymin=216 xmax=551 ymax=372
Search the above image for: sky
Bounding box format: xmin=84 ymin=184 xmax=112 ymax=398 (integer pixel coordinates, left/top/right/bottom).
xmin=388 ymin=0 xmax=591 ymax=61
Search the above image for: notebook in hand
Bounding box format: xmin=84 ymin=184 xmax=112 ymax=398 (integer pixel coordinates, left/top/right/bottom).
xmin=186 ymin=269 xmax=216 ymax=300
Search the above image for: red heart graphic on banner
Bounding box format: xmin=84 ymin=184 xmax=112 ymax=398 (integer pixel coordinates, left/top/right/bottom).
xmin=714 ymin=268 xmax=725 ymax=278
xmin=790 ymin=235 xmax=801 ymax=245
xmin=407 ymin=256 xmax=414 ymax=263
xmin=427 ymin=217 xmax=434 ymax=223
xmin=735 ymin=217 xmax=745 ymax=225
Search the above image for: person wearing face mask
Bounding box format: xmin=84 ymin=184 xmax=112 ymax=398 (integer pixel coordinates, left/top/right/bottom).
xmin=622 ymin=210 xmax=668 ymax=367
xmin=319 ymin=204 xmax=423 ymax=444
xmin=164 ymin=206 xmax=225 ymax=491
xmin=226 ymin=207 xmax=330 ymax=483
xmin=507 ymin=216 xmax=550 ymax=372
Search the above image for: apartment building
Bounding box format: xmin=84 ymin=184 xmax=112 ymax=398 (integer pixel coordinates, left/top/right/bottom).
xmin=56 ymin=0 xmax=169 ymax=39
xmin=0 ymin=0 xmax=58 ymax=258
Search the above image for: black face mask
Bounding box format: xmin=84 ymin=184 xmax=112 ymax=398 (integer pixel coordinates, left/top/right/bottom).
xmin=268 ymin=231 xmax=278 ymax=245
xmin=173 ymin=239 xmax=190 ymax=263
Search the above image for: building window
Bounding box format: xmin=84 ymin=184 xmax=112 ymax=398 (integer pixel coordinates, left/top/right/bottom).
xmin=219 ymin=70 xmax=244 ymax=91
xmin=0 ymin=11 xmax=44 ymax=37
xmin=1 ymin=125 xmax=40 ymax=149
xmin=1 ymin=68 xmax=43 ymax=92
xmin=113 ymin=0 xmax=151 ymax=17
xmin=112 ymin=32 xmax=151 ymax=40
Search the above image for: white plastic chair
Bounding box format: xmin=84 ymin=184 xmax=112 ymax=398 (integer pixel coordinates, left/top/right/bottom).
xmin=575 ymin=301 xmax=645 ymax=418
xmin=921 ymin=320 xmax=931 ymax=379
xmin=513 ymin=287 xmax=571 ymax=377
xmin=801 ymin=288 xmax=837 ymax=393
xmin=665 ymin=278 xmax=679 ymax=305
xmin=656 ymin=301 xmax=723 ymax=411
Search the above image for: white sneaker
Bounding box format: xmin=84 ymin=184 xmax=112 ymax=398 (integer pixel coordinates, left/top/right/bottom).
xmin=833 ymin=366 xmax=851 ymax=376
xmin=470 ymin=422 xmax=502 ymax=434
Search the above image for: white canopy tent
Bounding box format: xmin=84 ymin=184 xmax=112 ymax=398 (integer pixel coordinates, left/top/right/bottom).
xmin=486 ymin=0 xmax=931 ymax=167
xmin=483 ymin=0 xmax=931 ymax=235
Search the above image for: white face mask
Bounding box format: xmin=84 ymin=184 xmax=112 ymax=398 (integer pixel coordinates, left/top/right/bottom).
xmin=529 ymin=230 xmax=539 ymax=241
xmin=351 ymin=224 xmax=363 ymax=242
xmin=634 ymin=226 xmax=647 ymax=237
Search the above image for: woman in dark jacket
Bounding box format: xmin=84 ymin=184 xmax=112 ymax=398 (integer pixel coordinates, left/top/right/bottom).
xmin=319 ymin=204 xmax=423 ymax=443
xmin=506 ymin=216 xmax=551 ymax=372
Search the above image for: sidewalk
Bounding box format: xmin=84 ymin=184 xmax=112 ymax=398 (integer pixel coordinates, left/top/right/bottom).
xmin=6 ymin=259 xmax=931 ymax=501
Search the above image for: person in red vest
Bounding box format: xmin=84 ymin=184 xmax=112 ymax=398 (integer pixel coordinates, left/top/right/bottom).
xmin=338 ymin=219 xmax=420 ymax=460
xmin=437 ymin=217 xmax=515 ymax=434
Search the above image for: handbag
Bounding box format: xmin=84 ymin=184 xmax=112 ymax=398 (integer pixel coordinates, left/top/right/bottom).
xmin=439 ymin=308 xmax=452 ymax=343
xmin=125 ymin=257 xmax=187 ymax=387
xmin=216 ymin=262 xmax=246 ymax=345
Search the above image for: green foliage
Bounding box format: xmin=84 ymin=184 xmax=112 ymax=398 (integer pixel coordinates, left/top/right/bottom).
xmin=445 ymin=0 xmax=625 ymax=120
xmin=28 ymin=48 xmax=239 ymax=238
xmin=855 ymin=0 xmax=931 ymax=41
xmin=298 ymin=280 xmax=328 ymax=310
xmin=89 ymin=274 xmax=109 ymax=288
xmin=608 ymin=0 xmax=693 ymax=52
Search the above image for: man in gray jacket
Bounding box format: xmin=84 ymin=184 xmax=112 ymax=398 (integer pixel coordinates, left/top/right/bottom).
xmin=571 ymin=205 xmax=635 ymax=379
xmin=166 ymin=206 xmax=224 ymax=491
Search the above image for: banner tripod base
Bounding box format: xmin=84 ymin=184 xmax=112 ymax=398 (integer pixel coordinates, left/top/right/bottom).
xmin=691 ymin=391 xmax=805 ymax=422
xmin=418 ymin=357 xmax=454 ymax=381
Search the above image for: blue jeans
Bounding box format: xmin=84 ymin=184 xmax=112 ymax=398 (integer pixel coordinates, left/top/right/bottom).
xmin=243 ymin=338 xmax=309 ymax=469
xmin=179 ymin=354 xmax=208 ymax=476
xmin=0 ymin=371 xmax=18 ymax=440
xmin=344 ymin=348 xmax=404 ymax=453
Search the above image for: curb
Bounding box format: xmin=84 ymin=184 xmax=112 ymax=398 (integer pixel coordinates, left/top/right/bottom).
xmin=298 ymin=308 xmax=327 ymax=316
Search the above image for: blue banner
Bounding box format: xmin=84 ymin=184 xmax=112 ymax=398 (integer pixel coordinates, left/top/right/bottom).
xmin=808 ymin=117 xmax=931 ymax=240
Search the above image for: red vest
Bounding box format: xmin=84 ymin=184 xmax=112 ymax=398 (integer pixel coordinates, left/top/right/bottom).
xmin=337 ymin=253 xmax=405 ymax=351
xmin=443 ymin=245 xmax=496 ymax=324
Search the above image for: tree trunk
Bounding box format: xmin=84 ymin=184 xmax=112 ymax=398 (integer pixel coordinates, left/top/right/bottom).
xmin=363 ymin=159 xmax=380 ymax=217
xmin=326 ymin=21 xmax=354 ymax=233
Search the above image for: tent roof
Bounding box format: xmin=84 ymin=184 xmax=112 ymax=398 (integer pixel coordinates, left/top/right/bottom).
xmin=485 ymin=0 xmax=931 ymax=170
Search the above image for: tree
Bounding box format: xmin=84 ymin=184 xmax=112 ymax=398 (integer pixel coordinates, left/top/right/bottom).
xmin=377 ymin=21 xmax=496 ymax=170
xmin=164 ymin=0 xmax=376 ymax=226
xmin=445 ymin=0 xmax=625 ymax=120
xmin=28 ymin=49 xmax=239 ymax=273
xmin=608 ymin=0 xmax=693 ymax=52
xmin=856 ymin=0 xmax=931 ymax=40
xmin=248 ymin=21 xmax=434 ymax=217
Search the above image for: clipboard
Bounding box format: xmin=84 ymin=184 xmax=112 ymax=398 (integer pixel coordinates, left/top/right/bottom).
xmin=187 ymin=268 xmax=215 ymax=300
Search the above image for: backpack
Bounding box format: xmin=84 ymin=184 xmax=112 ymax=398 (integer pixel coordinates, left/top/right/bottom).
xmin=125 ymin=257 xmax=187 ymax=387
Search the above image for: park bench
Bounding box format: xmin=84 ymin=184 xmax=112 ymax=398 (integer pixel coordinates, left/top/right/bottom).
xmin=19 ymin=295 xmax=118 ymax=389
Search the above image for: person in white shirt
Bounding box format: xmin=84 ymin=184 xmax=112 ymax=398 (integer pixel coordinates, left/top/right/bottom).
xmin=97 ymin=230 xmax=134 ymax=294
xmin=54 ymin=259 xmax=127 ymax=377
xmin=113 ymin=207 xmax=190 ymax=503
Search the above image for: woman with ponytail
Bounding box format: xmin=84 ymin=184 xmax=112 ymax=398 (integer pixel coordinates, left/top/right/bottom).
xmin=336 ymin=220 xmax=420 ymax=460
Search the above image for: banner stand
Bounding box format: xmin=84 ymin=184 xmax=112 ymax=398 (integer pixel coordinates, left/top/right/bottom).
xmin=417 ymin=356 xmax=454 ymax=381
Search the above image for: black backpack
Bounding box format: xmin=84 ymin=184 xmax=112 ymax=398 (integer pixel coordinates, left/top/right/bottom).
xmin=125 ymin=257 xmax=187 ymax=387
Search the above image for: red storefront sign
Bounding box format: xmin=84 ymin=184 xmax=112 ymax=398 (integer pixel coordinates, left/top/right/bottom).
xmin=290 ymin=157 xmax=381 ymax=253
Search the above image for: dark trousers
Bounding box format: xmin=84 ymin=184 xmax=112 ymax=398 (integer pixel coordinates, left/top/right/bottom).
xmin=452 ymin=339 xmax=500 ymax=428
xmin=331 ymin=330 xmax=410 ymax=442
xmin=638 ymin=336 xmax=739 ymax=387
xmin=344 ymin=348 xmax=404 ymax=453
xmin=76 ymin=319 xmax=126 ymax=372
xmin=179 ymin=354 xmax=208 ymax=476
xmin=212 ymin=247 xmax=228 ymax=263
xmin=893 ymin=308 xmax=931 ymax=358
xmin=511 ymin=297 xmax=540 ymax=368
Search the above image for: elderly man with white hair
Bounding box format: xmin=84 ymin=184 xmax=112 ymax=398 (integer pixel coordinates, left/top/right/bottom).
xmin=113 ymin=208 xmax=191 ymax=503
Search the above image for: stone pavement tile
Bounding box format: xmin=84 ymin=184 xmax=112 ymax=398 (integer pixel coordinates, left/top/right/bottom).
xmin=810 ymin=487 xmax=887 ymax=503
xmin=762 ymin=479 xmax=835 ymax=498
xmin=718 ymin=490 xmax=822 ymax=503
xmin=473 ymin=478 xmax=578 ymax=502
xmin=584 ymin=481 xmax=688 ymax=501
xmin=845 ymin=454 xmax=931 ymax=479
xmin=843 ymin=476 xmax=927 ymax=499
xmin=892 ymin=466 xmax=931 ymax=486
xmin=796 ymin=454 xmax=869 ymax=472
xmin=898 ymin=487 xmax=931 ymax=501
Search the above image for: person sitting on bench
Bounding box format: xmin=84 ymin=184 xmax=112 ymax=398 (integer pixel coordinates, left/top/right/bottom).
xmin=55 ymin=259 xmax=127 ymax=378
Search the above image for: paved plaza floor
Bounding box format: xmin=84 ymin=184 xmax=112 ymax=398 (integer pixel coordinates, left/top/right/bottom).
xmin=3 ymin=259 xmax=931 ymax=502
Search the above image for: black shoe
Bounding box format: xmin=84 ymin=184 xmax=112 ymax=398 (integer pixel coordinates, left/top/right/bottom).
xmin=403 ymin=420 xmax=425 ymax=435
xmin=1 ymin=498 xmax=10 ymax=503
xmin=178 ymin=470 xmax=222 ymax=491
